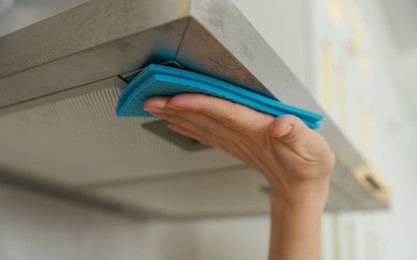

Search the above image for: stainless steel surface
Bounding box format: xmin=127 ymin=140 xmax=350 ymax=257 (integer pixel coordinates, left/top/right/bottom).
xmin=0 ymin=0 xmax=189 ymax=107
xmin=0 ymin=0 xmax=389 ymax=218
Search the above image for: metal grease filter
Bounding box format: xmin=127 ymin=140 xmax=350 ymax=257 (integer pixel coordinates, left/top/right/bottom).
xmin=0 ymin=78 xmax=241 ymax=187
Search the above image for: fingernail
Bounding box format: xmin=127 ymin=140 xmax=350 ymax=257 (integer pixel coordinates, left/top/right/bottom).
xmin=144 ymin=107 xmax=163 ymax=113
xmin=144 ymin=108 xmax=166 ymax=117
xmin=166 ymin=105 xmax=186 ymax=111
xmin=144 ymin=107 xmax=160 ymax=112
xmin=278 ymin=124 xmax=293 ymax=137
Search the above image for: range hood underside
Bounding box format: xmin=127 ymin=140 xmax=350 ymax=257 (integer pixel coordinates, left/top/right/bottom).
xmin=0 ymin=0 xmax=388 ymax=219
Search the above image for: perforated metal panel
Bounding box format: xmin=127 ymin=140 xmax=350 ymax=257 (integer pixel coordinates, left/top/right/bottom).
xmin=0 ymin=77 xmax=242 ymax=187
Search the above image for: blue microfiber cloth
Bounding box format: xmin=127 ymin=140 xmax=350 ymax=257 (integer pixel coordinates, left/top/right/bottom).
xmin=116 ymin=64 xmax=323 ymax=129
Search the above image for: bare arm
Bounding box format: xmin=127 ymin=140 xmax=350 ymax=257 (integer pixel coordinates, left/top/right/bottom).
xmin=144 ymin=94 xmax=335 ymax=260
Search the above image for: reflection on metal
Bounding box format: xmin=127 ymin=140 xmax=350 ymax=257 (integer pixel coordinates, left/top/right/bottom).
xmin=354 ymin=165 xmax=389 ymax=208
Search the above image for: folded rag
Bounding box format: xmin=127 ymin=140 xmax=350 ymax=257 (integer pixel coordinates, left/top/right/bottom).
xmin=116 ymin=64 xmax=323 ymax=129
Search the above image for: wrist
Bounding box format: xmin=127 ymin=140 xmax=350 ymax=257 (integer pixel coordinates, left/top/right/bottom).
xmin=269 ymin=179 xmax=330 ymax=213
xmin=268 ymin=185 xmax=325 ymax=260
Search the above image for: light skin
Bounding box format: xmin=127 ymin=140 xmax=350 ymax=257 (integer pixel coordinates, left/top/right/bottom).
xmin=144 ymin=94 xmax=335 ymax=260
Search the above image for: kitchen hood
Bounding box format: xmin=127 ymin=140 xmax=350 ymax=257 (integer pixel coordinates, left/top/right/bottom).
xmin=0 ymin=0 xmax=388 ymax=219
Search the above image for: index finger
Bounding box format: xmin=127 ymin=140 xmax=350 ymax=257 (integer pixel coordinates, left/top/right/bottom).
xmin=164 ymin=93 xmax=274 ymax=132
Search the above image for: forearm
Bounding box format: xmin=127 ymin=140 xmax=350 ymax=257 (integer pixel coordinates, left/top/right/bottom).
xmin=268 ymin=187 xmax=328 ymax=260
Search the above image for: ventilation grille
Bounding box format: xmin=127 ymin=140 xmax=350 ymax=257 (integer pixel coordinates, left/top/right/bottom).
xmin=0 ymin=77 xmax=241 ymax=187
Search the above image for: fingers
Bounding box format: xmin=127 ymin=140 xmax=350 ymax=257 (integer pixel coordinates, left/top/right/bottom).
xmin=168 ymin=122 xmax=253 ymax=164
xmin=145 ymin=96 xmax=240 ymax=142
xmin=143 ymin=96 xmax=171 ymax=112
xmin=167 ymin=122 xmax=220 ymax=148
xmin=145 ymin=95 xmax=329 ymax=163
xmin=144 ymin=95 xmax=231 ymax=142
xmin=163 ymin=93 xmax=273 ymax=133
xmin=159 ymin=112 xmax=225 ymax=147
xmin=144 ymin=95 xmax=256 ymax=161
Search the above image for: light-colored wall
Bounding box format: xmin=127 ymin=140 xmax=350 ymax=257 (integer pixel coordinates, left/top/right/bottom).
xmin=230 ymin=1 xmax=417 ymax=260
xmin=0 ymin=0 xmax=89 ymax=37
xmin=1 ymin=0 xmax=416 ymax=260
xmin=0 ymin=184 xmax=199 ymax=260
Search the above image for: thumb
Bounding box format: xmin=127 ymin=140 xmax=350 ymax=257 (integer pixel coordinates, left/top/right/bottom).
xmin=269 ymin=115 xmax=319 ymax=161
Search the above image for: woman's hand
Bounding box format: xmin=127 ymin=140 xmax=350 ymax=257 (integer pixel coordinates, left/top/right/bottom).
xmin=144 ymin=94 xmax=335 ymax=260
xmin=144 ymin=94 xmax=334 ymax=207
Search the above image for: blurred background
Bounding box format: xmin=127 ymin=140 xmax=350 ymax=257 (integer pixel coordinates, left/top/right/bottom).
xmin=0 ymin=0 xmax=416 ymax=259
